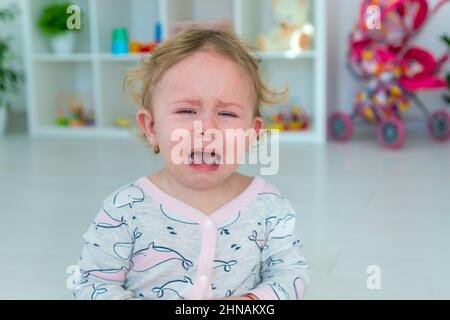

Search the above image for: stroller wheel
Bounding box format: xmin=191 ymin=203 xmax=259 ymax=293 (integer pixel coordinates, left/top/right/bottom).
xmin=328 ymin=111 xmax=353 ymax=142
xmin=428 ymin=110 xmax=450 ymax=142
xmin=376 ymin=118 xmax=406 ymax=149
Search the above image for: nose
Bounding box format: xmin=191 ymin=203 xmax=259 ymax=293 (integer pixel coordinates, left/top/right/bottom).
xmin=198 ymin=112 xmax=219 ymax=135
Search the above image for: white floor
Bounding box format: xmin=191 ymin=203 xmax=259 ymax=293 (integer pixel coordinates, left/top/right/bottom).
xmin=1 ymin=130 xmax=449 ymax=299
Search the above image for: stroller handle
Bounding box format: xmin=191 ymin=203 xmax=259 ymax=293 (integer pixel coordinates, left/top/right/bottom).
xmin=395 ymin=0 xmax=449 ymax=61
xmin=432 ymin=0 xmax=450 ymax=14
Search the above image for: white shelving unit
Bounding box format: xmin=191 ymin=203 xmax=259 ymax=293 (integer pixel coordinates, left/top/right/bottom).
xmin=21 ymin=0 xmax=327 ymax=143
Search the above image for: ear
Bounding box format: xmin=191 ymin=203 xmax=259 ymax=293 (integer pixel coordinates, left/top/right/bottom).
xmin=253 ymin=116 xmax=264 ymax=134
xmin=136 ymin=108 xmax=158 ymax=146
xmin=299 ymin=0 xmax=307 ymax=7
xmin=250 ymin=116 xmax=264 ymax=144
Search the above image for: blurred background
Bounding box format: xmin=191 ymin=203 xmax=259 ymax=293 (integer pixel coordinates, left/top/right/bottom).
xmin=0 ymin=0 xmax=449 ymax=299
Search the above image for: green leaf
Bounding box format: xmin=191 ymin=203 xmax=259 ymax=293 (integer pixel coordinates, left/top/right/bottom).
xmin=38 ymin=2 xmax=82 ymax=37
xmin=0 ymin=36 xmax=22 ymax=99
xmin=0 ymin=4 xmax=22 ymax=107
xmin=442 ymin=34 xmax=450 ymax=49
xmin=0 ymin=4 xmax=19 ymax=22
xmin=444 ymin=95 xmax=450 ymax=104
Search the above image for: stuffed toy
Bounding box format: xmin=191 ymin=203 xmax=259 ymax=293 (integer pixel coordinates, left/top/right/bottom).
xmin=257 ymin=0 xmax=314 ymax=51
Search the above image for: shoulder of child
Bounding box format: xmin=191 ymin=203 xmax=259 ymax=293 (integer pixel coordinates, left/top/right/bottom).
xmin=255 ymin=177 xmax=296 ymax=214
xmin=99 ymin=181 xmax=150 ymax=222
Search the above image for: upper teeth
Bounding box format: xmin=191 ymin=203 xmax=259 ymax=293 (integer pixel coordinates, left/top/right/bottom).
xmin=190 ymin=152 xmax=221 ymax=165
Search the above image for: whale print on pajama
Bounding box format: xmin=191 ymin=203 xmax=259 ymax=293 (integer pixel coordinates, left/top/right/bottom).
xmin=266 ymin=214 xmax=295 ymax=239
xmin=74 ymin=176 xmax=310 ymax=300
xmin=151 ymin=276 xmax=193 ymax=299
xmin=248 ymin=230 xmax=268 ymax=250
xmin=268 ymin=282 xmax=291 ymax=300
xmin=213 ymin=259 xmax=237 ymax=272
xmin=225 ymin=266 xmax=258 ymax=297
xmin=83 ymin=266 xmax=129 ymax=282
xmin=94 ymin=208 xmax=128 ymax=230
xmin=265 ymin=257 xmax=284 ymax=267
xmin=160 ymin=205 xmax=198 ymax=225
xmin=217 ymin=212 xmax=241 ymax=236
xmin=131 ymin=242 xmax=193 ymax=272
xmin=91 ymin=283 xmax=108 ymax=300
xmin=113 ymin=228 xmax=142 ymax=260
xmin=113 ymin=185 xmax=145 ymax=209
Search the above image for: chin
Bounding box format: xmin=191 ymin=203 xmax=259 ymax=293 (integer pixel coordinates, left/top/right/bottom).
xmin=181 ymin=166 xmax=234 ymax=190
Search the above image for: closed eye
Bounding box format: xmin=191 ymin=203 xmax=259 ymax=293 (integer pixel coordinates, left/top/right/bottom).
xmin=218 ymin=112 xmax=238 ymax=118
xmin=176 ymin=108 xmax=197 ymax=115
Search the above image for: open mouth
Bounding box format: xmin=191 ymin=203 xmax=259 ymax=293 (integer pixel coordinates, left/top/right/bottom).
xmin=188 ymin=151 xmax=222 ymax=172
xmin=189 ymin=151 xmax=222 ymax=165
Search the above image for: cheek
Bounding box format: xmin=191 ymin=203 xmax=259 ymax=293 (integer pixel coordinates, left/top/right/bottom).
xmin=153 ymin=110 xmax=187 ymax=137
xmin=221 ymin=111 xmax=256 ymax=130
xmin=157 ymin=124 xmax=186 ymax=147
xmin=156 ymin=122 xmax=193 ymax=165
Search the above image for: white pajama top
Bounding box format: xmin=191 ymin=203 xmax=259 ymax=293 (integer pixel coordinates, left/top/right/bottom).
xmin=73 ymin=176 xmax=310 ymax=300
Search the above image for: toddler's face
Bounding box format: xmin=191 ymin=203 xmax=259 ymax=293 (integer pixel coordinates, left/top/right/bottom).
xmin=139 ymin=49 xmax=263 ymax=189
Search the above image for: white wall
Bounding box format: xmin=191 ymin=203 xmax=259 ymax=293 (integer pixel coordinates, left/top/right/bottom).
xmin=2 ymin=0 xmax=449 ymax=116
xmin=0 ymin=0 xmax=26 ymax=112
xmin=331 ymin=0 xmax=450 ymax=123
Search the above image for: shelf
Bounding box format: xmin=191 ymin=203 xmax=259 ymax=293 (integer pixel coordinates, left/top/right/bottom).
xmin=98 ymin=53 xmax=150 ymax=62
xmin=34 ymin=126 xmax=133 ymax=138
xmin=24 ymin=0 xmax=327 ymax=144
xmin=32 ymin=53 xmax=152 ymax=62
xmin=258 ymin=51 xmax=316 ymax=60
xmin=33 ymin=53 xmax=93 ymax=62
xmin=99 ymin=61 xmax=138 ymax=128
xmin=28 ymin=0 xmax=92 ymax=54
xmin=32 ymin=61 xmax=94 ymax=128
xmin=166 ymin=0 xmax=234 ymax=37
xmin=237 ymin=0 xmax=316 ymax=51
xmin=96 ymin=0 xmax=161 ymax=53
xmin=261 ymin=58 xmax=315 ymax=118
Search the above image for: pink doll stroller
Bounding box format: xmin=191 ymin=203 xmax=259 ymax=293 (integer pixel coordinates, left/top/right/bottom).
xmin=328 ymin=0 xmax=450 ymax=148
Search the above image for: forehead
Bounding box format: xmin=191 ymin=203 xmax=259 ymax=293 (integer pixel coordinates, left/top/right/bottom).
xmin=154 ymin=49 xmax=254 ymax=105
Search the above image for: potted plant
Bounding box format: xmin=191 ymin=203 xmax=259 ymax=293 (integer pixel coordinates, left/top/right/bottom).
xmin=38 ymin=1 xmax=81 ymax=54
xmin=0 ymin=4 xmax=22 ymax=136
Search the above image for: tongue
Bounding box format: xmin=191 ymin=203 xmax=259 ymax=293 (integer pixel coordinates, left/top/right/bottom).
xmin=190 ymin=152 xmax=220 ymax=171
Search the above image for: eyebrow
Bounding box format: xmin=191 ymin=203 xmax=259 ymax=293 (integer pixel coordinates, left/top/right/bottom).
xmin=217 ymin=100 xmax=243 ymax=109
xmin=171 ymin=99 xmax=202 ymax=106
xmin=171 ymin=99 xmax=243 ymax=109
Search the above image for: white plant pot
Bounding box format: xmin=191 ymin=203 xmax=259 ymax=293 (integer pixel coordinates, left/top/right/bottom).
xmin=0 ymin=107 xmax=7 ymax=136
xmin=50 ymin=33 xmax=76 ymax=54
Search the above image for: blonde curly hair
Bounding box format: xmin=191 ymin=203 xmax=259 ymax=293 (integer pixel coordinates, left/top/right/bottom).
xmin=124 ymin=28 xmax=287 ymax=139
